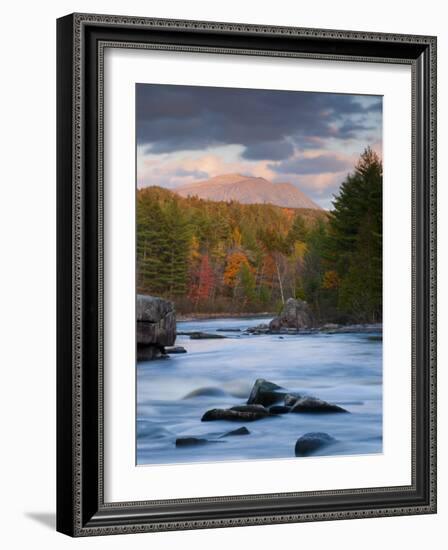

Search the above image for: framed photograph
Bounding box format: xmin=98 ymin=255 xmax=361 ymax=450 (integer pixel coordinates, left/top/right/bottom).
xmin=56 ymin=13 xmax=437 ymax=536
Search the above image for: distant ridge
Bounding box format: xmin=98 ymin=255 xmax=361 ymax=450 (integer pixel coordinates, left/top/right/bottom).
xmin=174 ymin=173 xmax=322 ymax=210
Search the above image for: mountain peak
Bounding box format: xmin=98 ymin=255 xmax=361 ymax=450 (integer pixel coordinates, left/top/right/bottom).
xmin=175 ymin=174 xmax=321 ymax=210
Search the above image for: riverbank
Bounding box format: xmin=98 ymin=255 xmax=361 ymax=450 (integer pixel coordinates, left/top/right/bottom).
xmin=177 ymin=311 xmax=276 ymax=322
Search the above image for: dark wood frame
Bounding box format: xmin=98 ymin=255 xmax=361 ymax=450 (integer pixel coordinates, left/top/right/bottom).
xmin=57 ymin=13 xmax=437 ymax=537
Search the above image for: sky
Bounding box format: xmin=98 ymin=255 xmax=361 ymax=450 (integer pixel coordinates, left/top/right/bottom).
xmin=136 ymin=83 xmax=382 ymax=209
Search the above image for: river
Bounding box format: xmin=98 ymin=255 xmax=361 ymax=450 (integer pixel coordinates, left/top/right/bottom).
xmin=137 ymin=317 xmax=382 ymax=465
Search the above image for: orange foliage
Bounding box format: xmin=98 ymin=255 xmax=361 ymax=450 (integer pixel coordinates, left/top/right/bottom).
xmin=223 ymin=251 xmax=249 ymax=287
xmin=322 ymin=270 xmax=340 ymax=290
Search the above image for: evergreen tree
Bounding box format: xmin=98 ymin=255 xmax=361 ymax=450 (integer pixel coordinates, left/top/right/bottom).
xmin=239 ymin=262 xmax=256 ymax=304
xmin=287 ymin=214 xmax=308 ymax=247
xmin=163 ymin=199 xmax=192 ymax=297
xmin=328 ymin=147 xmax=382 ymax=321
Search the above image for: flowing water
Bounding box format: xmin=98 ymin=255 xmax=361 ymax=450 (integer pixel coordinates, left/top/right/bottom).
xmin=137 ymin=317 xmax=382 ymax=465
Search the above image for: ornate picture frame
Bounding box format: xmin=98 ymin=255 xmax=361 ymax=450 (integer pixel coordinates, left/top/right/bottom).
xmin=56 ymin=13 xmax=437 ymax=536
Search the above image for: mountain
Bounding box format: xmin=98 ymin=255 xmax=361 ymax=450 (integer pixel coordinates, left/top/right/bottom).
xmin=174 ymin=174 xmax=322 ymax=210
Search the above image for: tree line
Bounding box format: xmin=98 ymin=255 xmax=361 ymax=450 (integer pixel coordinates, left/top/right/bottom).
xmin=137 ymin=147 xmax=382 ymax=322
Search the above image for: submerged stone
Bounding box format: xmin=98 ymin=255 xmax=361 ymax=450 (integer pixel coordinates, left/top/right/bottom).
xmin=269 ymin=405 xmax=291 ymax=415
xmin=220 ymin=427 xmax=251 ymax=437
xmin=202 ymin=407 xmax=269 ymax=422
xmin=290 ymin=397 xmax=348 ymax=413
xmin=183 ymin=387 xmax=228 ymax=399
xmin=295 ymin=432 xmax=336 ymax=456
xmin=175 ymin=437 xmax=209 ymax=447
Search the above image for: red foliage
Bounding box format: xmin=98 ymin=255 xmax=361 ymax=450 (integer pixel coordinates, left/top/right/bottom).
xmin=188 ymin=253 xmax=215 ymax=303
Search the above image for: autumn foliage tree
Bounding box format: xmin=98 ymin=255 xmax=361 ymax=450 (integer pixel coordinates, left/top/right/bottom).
xmin=188 ymin=253 xmax=215 ymax=307
xmin=136 ymin=148 xmax=382 ymax=321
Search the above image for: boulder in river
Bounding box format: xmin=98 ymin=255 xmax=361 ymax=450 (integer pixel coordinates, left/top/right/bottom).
xmin=269 ymin=405 xmax=291 ymax=415
xmin=230 ymin=404 xmax=269 ymax=414
xmin=290 ymin=396 xmax=348 ymax=413
xmin=202 ymin=406 xmax=270 ymax=422
xmin=165 ymin=346 xmax=187 ymax=354
xmin=269 ymin=298 xmax=313 ymax=331
xmin=245 ymin=323 xmax=270 ymax=335
xmin=295 ymin=432 xmax=336 ymax=456
xmin=220 ymin=427 xmax=250 ymax=437
xmin=284 ymin=393 xmax=302 ymax=407
xmin=247 ymin=378 xmax=286 ymax=407
xmin=189 ymin=332 xmax=227 ymax=339
xmin=183 ymin=387 xmax=229 ymax=399
xmin=175 ymin=437 xmax=209 ymax=447
xmin=137 ymin=294 xmax=176 ymax=360
xmin=137 ymin=346 xmax=168 ymax=361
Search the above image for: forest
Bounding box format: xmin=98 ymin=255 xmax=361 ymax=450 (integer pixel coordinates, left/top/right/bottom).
xmin=137 ymin=148 xmax=382 ymax=323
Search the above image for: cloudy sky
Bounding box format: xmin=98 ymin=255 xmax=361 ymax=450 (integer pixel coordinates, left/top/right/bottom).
xmin=136 ymin=83 xmax=382 ymax=209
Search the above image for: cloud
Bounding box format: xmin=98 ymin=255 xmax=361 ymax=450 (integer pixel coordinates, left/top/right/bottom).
xmin=136 ymin=84 xmax=382 ymax=161
xmin=137 ymin=145 xmax=277 ymax=189
xmin=242 ymin=139 xmax=295 ymax=160
xmin=136 ymin=84 xmax=382 ymax=208
xmin=271 ymin=153 xmax=354 ymax=175
xmin=173 ymin=168 xmax=209 ymax=179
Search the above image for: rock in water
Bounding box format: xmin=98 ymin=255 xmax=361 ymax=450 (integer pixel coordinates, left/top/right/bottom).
xmin=175 ymin=437 xmax=209 ymax=447
xmin=269 ymin=405 xmax=291 ymax=415
xmin=220 ymin=427 xmax=251 ymax=437
xmin=295 ymin=433 xmax=336 ymax=456
xmin=230 ymin=404 xmax=269 ymax=413
xmin=290 ymin=397 xmax=348 ymax=413
xmin=202 ymin=407 xmax=270 ymax=422
xmin=165 ymin=346 xmax=187 ymax=354
xmin=284 ymin=393 xmax=302 ymax=407
xmin=189 ymin=332 xmax=227 ymax=339
xmin=269 ymin=298 xmax=313 ymax=331
xmin=137 ymin=346 xmax=167 ymax=361
xmin=183 ymin=387 xmax=229 ymax=399
xmin=247 ymin=378 xmax=286 ymax=407
xmin=136 ymin=294 xmax=176 ymax=360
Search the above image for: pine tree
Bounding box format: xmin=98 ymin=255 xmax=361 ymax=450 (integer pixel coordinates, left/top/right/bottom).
xmin=239 ymin=262 xmax=256 ymax=304
xmin=164 ymin=199 xmax=192 ymax=297
xmin=328 ymin=147 xmax=382 ymax=321
xmin=287 ymin=214 xmax=308 ymax=247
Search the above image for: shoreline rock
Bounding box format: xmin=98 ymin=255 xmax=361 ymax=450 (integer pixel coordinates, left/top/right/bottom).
xmin=165 ymin=346 xmax=187 ymax=354
xmin=245 ymin=322 xmax=382 ymax=336
xmin=189 ymin=332 xmax=227 ymax=340
xmin=269 ymin=298 xmax=313 ymax=331
xmin=137 ymin=294 xmax=176 ymax=361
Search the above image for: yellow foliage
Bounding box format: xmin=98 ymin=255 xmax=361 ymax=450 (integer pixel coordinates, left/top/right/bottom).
xmin=292 ymin=241 xmax=307 ymax=261
xmin=322 ymin=270 xmax=340 ymax=290
xmin=232 ymin=227 xmax=242 ymax=247
xmin=189 ymin=235 xmax=201 ymax=262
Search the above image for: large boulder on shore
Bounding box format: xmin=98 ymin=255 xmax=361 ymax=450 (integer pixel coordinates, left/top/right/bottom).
xmin=269 ymin=298 xmax=313 ymax=331
xmin=137 ymin=294 xmax=176 ymax=360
